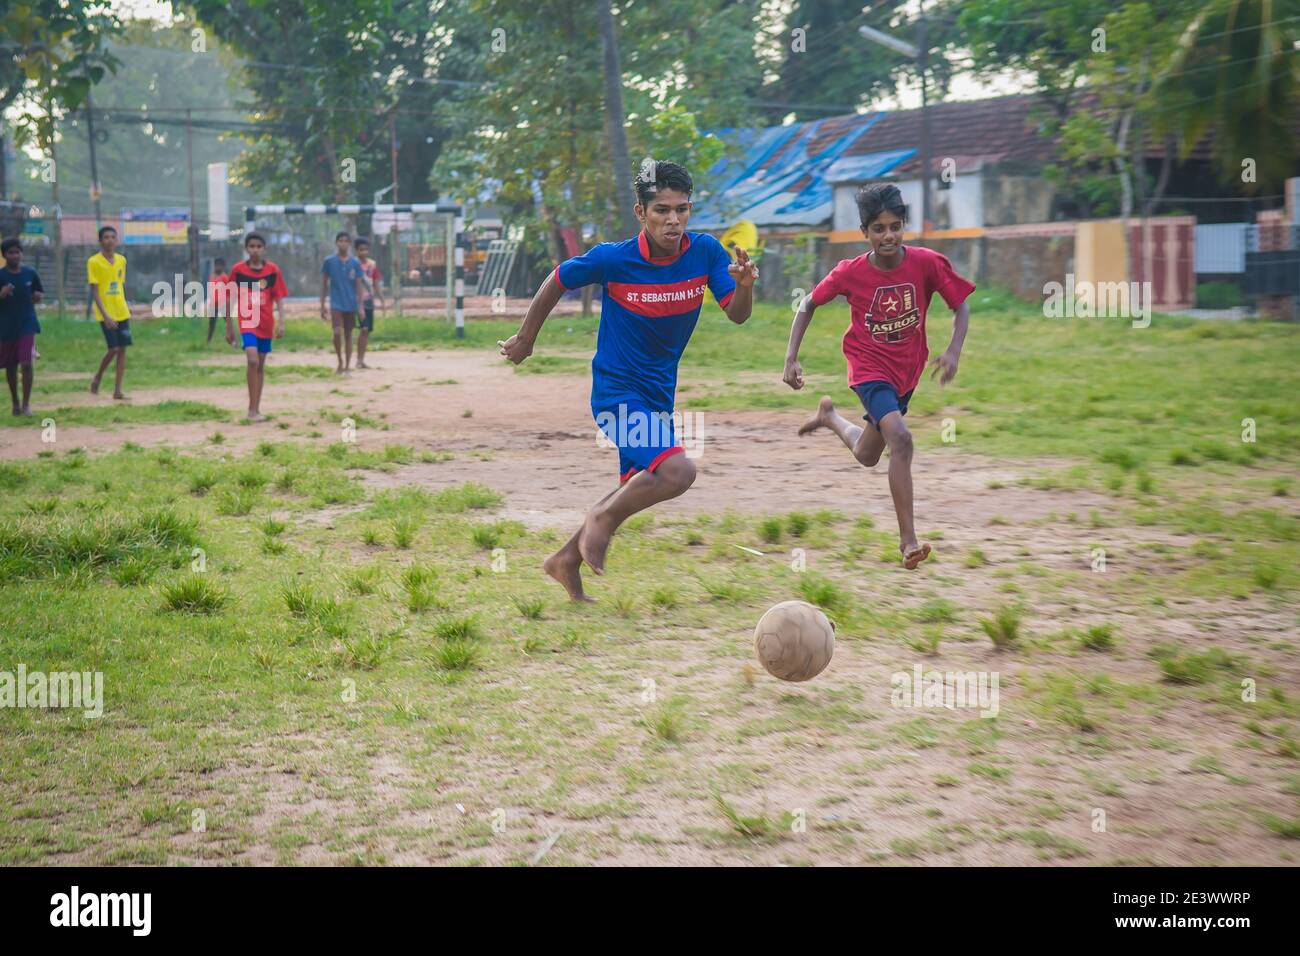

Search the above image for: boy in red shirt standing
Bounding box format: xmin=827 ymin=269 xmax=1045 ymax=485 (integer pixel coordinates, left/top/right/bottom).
xmin=784 ymin=183 xmax=974 ymax=569
xmin=226 ymin=233 xmax=287 ymax=422
xmin=354 ymin=238 xmax=384 ymax=369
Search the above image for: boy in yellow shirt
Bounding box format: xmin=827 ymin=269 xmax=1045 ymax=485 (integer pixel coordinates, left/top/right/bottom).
xmin=88 ymin=225 xmax=131 ymax=399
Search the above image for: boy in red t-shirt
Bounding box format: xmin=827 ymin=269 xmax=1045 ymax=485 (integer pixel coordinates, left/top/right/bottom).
xmin=784 ymin=183 xmax=974 ymax=569
xmin=354 ymin=237 xmax=384 ymax=369
xmin=226 ymin=233 xmax=288 ymax=422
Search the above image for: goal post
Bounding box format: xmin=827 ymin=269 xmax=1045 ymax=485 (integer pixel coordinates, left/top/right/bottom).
xmin=243 ymin=203 xmax=467 ymax=337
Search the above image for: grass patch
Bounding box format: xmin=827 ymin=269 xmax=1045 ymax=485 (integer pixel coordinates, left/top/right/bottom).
xmin=160 ymin=576 xmax=227 ymax=614
xmin=980 ymin=604 xmax=1023 ymax=650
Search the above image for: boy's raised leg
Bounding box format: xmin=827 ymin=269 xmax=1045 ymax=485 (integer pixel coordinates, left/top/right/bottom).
xmin=543 ymin=486 xmax=623 ymax=602
xmin=578 ymin=454 xmax=696 ymax=574
xmin=878 ymin=412 xmax=929 ymax=568
xmin=799 ymin=395 xmax=885 ymax=467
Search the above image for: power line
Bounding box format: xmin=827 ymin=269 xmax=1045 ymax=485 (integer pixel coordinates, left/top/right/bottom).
xmin=107 ymin=41 xmax=491 ymax=89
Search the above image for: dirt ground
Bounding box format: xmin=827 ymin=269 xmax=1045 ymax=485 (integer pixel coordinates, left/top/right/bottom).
xmin=5 ymin=343 xmax=1298 ymax=866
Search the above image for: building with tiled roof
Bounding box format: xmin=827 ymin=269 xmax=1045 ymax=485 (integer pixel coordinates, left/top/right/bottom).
xmin=692 ymin=91 xmax=1248 ymax=238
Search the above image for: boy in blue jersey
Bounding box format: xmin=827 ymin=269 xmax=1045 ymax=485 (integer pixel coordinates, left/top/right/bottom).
xmin=499 ymin=161 xmax=758 ymax=601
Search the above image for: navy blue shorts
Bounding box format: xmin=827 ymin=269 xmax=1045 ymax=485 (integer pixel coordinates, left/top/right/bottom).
xmin=593 ymin=400 xmax=683 ymax=482
xmin=361 ymin=303 xmax=374 ymax=331
xmin=852 ymin=380 xmax=912 ymax=430
xmin=100 ymin=319 xmax=132 ymax=349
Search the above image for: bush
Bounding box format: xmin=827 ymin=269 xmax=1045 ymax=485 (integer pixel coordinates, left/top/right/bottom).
xmin=1195 ymin=281 xmax=1245 ymax=310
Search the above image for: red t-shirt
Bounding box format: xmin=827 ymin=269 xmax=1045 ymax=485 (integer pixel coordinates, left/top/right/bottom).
xmin=207 ymin=272 xmax=230 ymax=314
xmin=811 ymin=245 xmax=975 ymax=394
xmin=229 ymin=259 xmax=288 ymax=338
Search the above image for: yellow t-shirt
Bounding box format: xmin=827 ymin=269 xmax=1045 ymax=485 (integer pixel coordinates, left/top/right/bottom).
xmin=87 ymin=252 xmax=130 ymax=322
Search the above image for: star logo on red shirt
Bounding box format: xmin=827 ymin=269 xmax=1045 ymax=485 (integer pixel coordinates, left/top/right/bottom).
xmin=880 ymin=293 xmax=901 ymax=315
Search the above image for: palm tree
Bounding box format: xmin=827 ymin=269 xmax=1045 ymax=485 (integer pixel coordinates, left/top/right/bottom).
xmin=1153 ymin=0 xmax=1300 ymax=192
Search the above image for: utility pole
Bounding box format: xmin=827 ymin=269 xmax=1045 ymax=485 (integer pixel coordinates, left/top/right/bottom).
xmin=84 ymin=89 xmax=102 ymax=321
xmin=389 ymin=110 xmax=401 ymax=312
xmin=84 ymin=89 xmax=103 ymax=226
xmin=597 ymin=0 xmax=636 ymax=236
xmin=49 ymin=123 xmax=67 ymax=316
xmin=917 ymin=8 xmax=931 ymax=234
xmin=186 ymin=109 xmax=199 ymax=286
xmin=859 ymin=6 xmax=932 ymax=234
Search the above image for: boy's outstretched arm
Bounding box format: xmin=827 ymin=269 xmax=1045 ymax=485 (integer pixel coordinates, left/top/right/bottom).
xmin=782 ymin=294 xmax=816 ymax=390
xmin=929 ymin=300 xmax=970 ymax=385
xmin=499 ymin=271 xmax=564 ymax=365
xmin=722 ymin=246 xmax=758 ymax=325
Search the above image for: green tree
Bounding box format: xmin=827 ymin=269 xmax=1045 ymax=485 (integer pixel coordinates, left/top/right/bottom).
xmin=962 ymin=0 xmax=1298 ymax=212
xmin=962 ymin=0 xmax=1207 ymax=217
xmin=1 ymin=0 xmax=122 ymax=198
xmin=1051 ymin=2 xmax=1200 ymax=217
xmin=431 ymin=0 xmax=758 ymax=264
xmin=187 ymin=0 xmax=391 ymax=203
xmin=1152 ymin=0 xmax=1300 ymax=193
xmin=759 ymin=0 xmax=964 ymax=121
xmin=12 ymin=19 xmax=255 ymax=219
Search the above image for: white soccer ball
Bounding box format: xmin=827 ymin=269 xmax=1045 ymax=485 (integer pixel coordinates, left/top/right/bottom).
xmin=753 ymin=600 xmax=835 ymax=682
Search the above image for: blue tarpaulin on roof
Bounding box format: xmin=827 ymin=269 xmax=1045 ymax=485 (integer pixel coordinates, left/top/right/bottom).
xmin=692 ymin=115 xmax=914 ymax=230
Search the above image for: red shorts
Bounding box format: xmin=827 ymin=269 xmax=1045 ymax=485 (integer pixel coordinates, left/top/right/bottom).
xmin=0 ymin=335 xmax=34 ymax=368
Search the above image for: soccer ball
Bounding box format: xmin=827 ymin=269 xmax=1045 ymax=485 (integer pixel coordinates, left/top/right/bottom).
xmin=753 ymin=600 xmax=835 ymax=682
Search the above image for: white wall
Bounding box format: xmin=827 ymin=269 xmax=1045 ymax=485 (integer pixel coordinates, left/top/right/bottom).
xmin=832 ymin=172 xmax=984 ymax=231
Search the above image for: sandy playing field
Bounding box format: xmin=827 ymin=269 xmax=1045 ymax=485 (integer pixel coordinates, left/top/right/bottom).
xmin=3 ymin=333 xmax=1296 ymax=866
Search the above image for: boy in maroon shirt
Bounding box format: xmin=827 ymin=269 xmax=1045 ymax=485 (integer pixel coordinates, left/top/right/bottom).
xmin=784 ymin=183 xmax=974 ymax=569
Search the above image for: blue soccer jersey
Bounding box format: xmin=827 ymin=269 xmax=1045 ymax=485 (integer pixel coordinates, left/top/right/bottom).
xmin=555 ymin=231 xmax=736 ymax=414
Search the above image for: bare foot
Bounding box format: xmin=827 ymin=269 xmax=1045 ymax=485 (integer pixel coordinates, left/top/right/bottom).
xmin=543 ymin=550 xmax=594 ymax=603
xmin=357 ymin=361 xmax=369 ymax=369
xmin=19 ymin=406 xmax=32 ymax=417
xmin=798 ymin=395 xmax=836 ymax=435
xmin=113 ymin=392 xmax=128 ymax=401
xmin=901 ymin=542 xmax=932 ymax=570
xmin=10 ymin=406 xmax=19 ymax=417
xmin=248 ymin=411 xmax=267 ymax=422
xmin=578 ymin=509 xmax=616 ymax=575
xmin=89 ymin=378 xmax=100 ymax=395
xmin=335 ymin=366 xmax=346 ymax=376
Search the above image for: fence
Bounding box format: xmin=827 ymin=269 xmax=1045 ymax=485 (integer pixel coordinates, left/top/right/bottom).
xmin=7 ymin=207 xmax=506 ymax=333
xmin=759 ymin=195 xmax=1297 ymax=320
